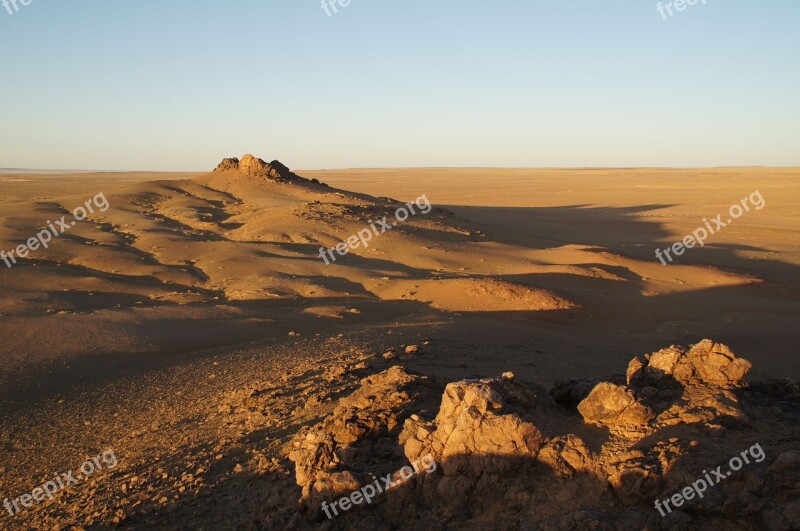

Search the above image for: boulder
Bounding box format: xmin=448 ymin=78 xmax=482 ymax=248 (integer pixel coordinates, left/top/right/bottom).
xmin=577 ymin=382 xmax=655 ymax=433
xmin=628 ymin=339 xmax=752 ymax=388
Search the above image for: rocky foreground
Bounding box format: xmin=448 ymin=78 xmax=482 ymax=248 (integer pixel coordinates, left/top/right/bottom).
xmin=284 ymin=340 xmax=800 ymax=530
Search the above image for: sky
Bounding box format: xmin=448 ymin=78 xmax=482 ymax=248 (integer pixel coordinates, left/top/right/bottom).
xmin=0 ymin=0 xmax=798 ymax=171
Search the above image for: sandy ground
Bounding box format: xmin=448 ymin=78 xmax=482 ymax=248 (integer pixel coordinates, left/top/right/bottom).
xmin=0 ymin=166 xmax=798 ymax=528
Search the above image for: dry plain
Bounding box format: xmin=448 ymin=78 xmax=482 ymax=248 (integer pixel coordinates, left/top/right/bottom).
xmin=0 ymin=163 xmax=798 ymax=529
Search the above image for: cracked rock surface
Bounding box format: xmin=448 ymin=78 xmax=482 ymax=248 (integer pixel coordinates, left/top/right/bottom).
xmin=285 ymin=340 xmax=800 ymax=530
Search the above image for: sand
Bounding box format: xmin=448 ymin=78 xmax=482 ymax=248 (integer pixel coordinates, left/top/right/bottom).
xmin=0 ymin=165 xmax=798 ymax=528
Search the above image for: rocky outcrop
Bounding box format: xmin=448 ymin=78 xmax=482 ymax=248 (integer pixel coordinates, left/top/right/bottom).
xmin=213 ymin=154 xmax=322 ymax=184
xmin=284 ymin=340 xmax=800 ymax=530
xmin=214 ymin=157 xmax=241 ymax=173
xmin=626 ymin=339 xmax=752 ymax=388
xmin=402 ymin=372 xmax=544 ymax=469
xmin=569 ymin=339 xmax=755 ymax=440
xmin=287 ymin=366 xmax=442 ymax=518
xmin=399 ymin=373 xmax=548 ymax=519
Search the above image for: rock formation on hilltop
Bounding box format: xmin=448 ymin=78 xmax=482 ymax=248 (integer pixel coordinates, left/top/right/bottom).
xmin=285 ymin=339 xmax=800 ymax=530
xmin=214 ymin=154 xmax=321 ymax=184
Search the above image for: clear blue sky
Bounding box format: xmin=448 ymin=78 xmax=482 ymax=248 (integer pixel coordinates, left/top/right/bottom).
xmin=1 ymin=1 xmax=798 ymax=171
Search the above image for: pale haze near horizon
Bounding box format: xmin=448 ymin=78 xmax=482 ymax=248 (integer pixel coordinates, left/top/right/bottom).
xmin=0 ymin=1 xmax=798 ymax=171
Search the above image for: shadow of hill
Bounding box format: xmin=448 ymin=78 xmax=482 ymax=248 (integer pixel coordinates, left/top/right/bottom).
xmin=445 ymin=203 xmax=793 ymax=281
xmin=448 ymin=203 xmax=678 ymax=250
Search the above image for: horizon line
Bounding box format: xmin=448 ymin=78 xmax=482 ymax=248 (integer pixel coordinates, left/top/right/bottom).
xmin=2 ymin=164 xmax=799 ymax=175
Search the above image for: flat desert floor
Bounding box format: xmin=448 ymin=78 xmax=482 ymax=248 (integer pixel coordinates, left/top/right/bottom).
xmin=0 ymin=166 xmax=798 ymax=528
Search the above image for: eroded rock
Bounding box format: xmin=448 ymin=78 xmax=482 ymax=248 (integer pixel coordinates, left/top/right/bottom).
xmin=213 ymin=154 xmax=316 ymax=183
xmin=287 ymin=366 xmax=441 ymax=516
xmin=281 ymin=340 xmax=800 ymax=530
xmin=627 ymin=339 xmax=752 ymax=388
xmin=577 ymin=382 xmax=655 ymax=433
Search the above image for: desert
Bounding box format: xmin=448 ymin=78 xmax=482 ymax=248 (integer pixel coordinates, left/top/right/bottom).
xmin=1 ymin=159 xmax=799 ymax=529
xmin=2 ymin=2 xmax=800 ymax=530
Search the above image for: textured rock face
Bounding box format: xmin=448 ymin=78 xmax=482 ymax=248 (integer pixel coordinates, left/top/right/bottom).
xmin=283 ymin=340 xmax=800 ymax=530
xmin=213 ymin=154 xmax=308 ymax=182
xmin=537 ymin=435 xmax=595 ymax=478
xmin=238 ymin=154 xmax=272 ymax=177
xmin=577 ymin=382 xmax=655 ymax=433
xmin=575 ymin=339 xmax=755 ymax=438
xmin=398 ymin=373 xmax=563 ymax=523
xmin=287 ymin=366 xmax=442 ymax=517
xmin=627 ymin=339 xmax=752 ymax=388
xmin=214 ymin=157 xmax=240 ymax=172
xmin=402 ymin=374 xmax=544 ymax=488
